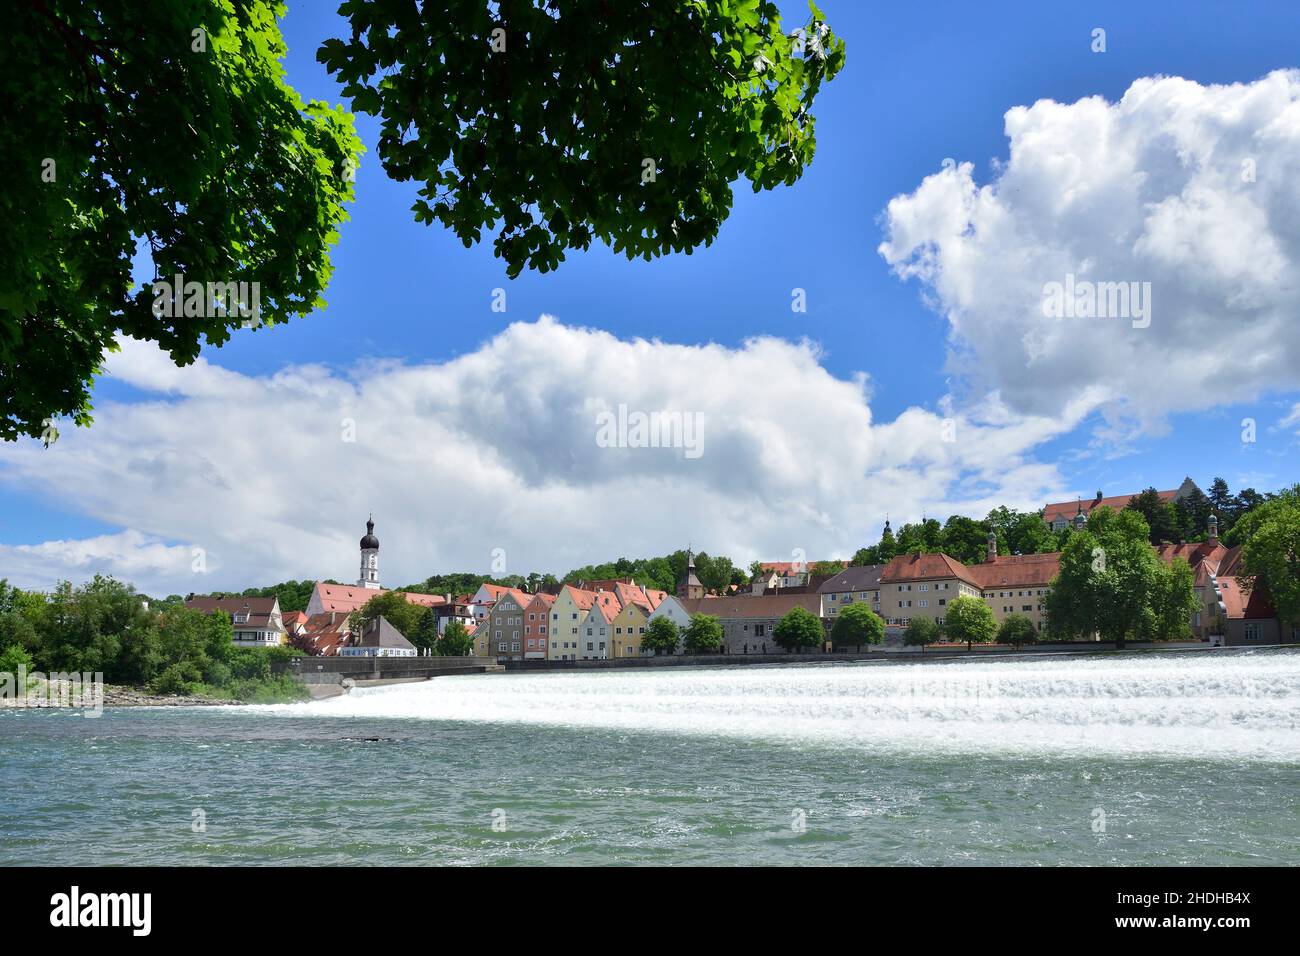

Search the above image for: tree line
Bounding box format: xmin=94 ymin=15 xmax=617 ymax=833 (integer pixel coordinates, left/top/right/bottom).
xmin=0 ymin=577 xmax=305 ymax=701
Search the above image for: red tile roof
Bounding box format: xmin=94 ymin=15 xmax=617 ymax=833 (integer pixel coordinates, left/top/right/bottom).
xmin=312 ymin=582 xmax=445 ymax=614
xmin=880 ymin=553 xmax=982 ymax=588
xmin=1217 ymin=576 xmax=1276 ymax=620
xmin=967 ymin=553 xmax=1061 ymax=589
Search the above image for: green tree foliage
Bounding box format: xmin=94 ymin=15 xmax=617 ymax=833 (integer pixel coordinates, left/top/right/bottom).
xmin=772 ymin=606 xmax=824 ymax=651
xmin=410 ymin=608 xmax=440 ymax=651
xmin=438 ymin=619 xmax=474 ymax=657
xmin=4 ymin=1 xmax=362 ymax=441
xmin=895 ymin=518 xmax=942 ymax=555
xmin=0 ymin=576 xmax=303 ymax=700
xmin=0 ymin=643 xmax=37 ymax=688
xmin=902 ymin=616 xmax=939 ymax=651
xmin=829 ymin=602 xmax=884 ymax=652
xmin=566 ymin=555 xmax=677 ymax=594
xmin=939 ymin=515 xmax=989 ymax=565
xmin=1233 ymin=486 xmax=1300 ymax=629
xmin=1045 ymin=508 xmax=1196 ymax=649
xmin=641 ymin=616 xmax=681 ymax=656
xmin=995 ymin=613 xmax=1038 ymax=649
xmin=1126 ymin=488 xmax=1181 ymax=543
xmin=943 ymin=595 xmax=997 ymax=651
xmin=1173 ymin=487 xmax=1213 ymax=541
xmin=319 ymin=0 xmax=844 ymax=278
xmin=682 ymin=614 xmax=724 ymax=655
xmin=986 ymin=506 xmax=1056 ymax=556
xmin=349 ymin=590 xmax=427 ymax=639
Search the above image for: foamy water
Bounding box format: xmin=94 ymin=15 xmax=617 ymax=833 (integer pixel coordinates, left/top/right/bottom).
xmin=251 ymin=650 xmax=1300 ymax=761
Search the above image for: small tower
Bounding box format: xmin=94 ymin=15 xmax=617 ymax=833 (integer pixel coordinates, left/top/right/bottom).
xmin=1072 ymin=500 xmax=1087 ymax=531
xmin=358 ymin=515 xmax=381 ymax=590
xmin=986 ymin=528 xmax=998 ymax=563
xmin=678 ymin=547 xmax=704 ymax=600
xmin=1208 ymin=513 xmax=1220 ymax=547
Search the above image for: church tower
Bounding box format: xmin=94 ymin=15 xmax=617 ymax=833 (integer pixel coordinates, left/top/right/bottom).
xmin=678 ymin=547 xmax=704 ymax=600
xmin=358 ymin=515 xmax=381 ymax=589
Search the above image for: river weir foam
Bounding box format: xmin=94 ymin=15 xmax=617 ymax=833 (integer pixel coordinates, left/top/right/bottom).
xmin=251 ymin=650 xmax=1300 ymax=762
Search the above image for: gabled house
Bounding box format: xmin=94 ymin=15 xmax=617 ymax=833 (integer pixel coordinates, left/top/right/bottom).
xmin=483 ymin=588 xmax=531 ymax=661
xmin=610 ymin=600 xmax=652 ymax=658
xmin=551 ymin=587 xmax=605 ymax=660
xmin=185 ymin=595 xmax=286 ymax=648
xmin=648 ymin=593 xmax=692 ymax=632
xmin=339 ymin=615 xmax=417 ymax=658
xmin=523 ymin=592 xmax=557 ymax=660
xmin=577 ymin=597 xmax=618 ymax=660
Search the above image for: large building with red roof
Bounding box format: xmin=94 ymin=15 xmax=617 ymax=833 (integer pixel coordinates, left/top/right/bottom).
xmin=1042 ymin=477 xmax=1200 ymax=531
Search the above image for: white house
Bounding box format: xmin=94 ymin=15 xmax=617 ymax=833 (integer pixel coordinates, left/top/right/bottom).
xmin=648 ymin=594 xmax=692 ymax=630
xmin=339 ymin=616 xmax=417 ymax=658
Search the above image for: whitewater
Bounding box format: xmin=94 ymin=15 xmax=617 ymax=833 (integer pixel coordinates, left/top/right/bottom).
xmin=247 ymin=648 xmax=1300 ymax=762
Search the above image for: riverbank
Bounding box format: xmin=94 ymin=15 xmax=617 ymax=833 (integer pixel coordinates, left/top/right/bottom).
xmin=0 ymin=679 xmax=242 ymax=709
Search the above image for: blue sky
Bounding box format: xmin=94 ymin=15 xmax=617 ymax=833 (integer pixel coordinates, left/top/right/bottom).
xmin=3 ymin=0 xmax=1299 ymax=593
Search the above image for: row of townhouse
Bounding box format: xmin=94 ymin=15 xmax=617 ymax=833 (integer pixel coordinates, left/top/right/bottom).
xmin=478 ymin=578 xmax=684 ymax=661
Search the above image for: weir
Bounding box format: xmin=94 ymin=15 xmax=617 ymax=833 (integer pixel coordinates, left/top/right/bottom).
xmin=263 ymin=648 xmax=1300 ymax=762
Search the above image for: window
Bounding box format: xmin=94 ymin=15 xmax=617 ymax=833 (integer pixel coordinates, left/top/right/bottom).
xmin=938 ymin=599 xmax=946 ymax=606
xmin=587 ymin=643 xmax=593 ymax=651
xmin=919 ymin=600 xmax=928 ymax=608
xmin=755 ymin=624 xmax=765 ymax=637
xmin=830 ymin=594 xmax=838 ymax=602
xmin=1245 ymin=623 xmax=1262 ymax=641
xmin=511 ymin=642 xmax=519 ymax=652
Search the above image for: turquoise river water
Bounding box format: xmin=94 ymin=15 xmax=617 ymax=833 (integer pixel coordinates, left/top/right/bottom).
xmin=1 ymin=649 xmax=1298 ymax=865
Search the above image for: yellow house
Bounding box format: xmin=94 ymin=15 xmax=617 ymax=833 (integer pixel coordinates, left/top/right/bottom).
xmin=610 ymin=600 xmax=652 ymax=658
xmin=548 ymin=585 xmax=612 ymax=660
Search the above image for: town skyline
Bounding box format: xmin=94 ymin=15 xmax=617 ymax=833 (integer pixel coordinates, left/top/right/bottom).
xmin=4 ymin=2 xmax=1300 ymax=599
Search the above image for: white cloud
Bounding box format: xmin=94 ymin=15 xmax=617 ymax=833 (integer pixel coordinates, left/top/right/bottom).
xmin=0 ymin=530 xmax=195 ymax=592
xmin=879 ymin=70 xmax=1300 ymax=432
xmin=0 ymin=319 xmax=1081 ymax=594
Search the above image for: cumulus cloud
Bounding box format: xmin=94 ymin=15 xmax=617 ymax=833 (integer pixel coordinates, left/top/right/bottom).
xmin=879 ymin=70 xmax=1300 ymax=431
xmin=0 ymin=530 xmax=195 ymax=591
xmin=0 ymin=319 xmax=1079 ymax=594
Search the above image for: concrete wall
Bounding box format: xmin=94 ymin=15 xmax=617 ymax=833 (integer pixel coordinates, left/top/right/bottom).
xmin=281 ymin=656 xmax=499 ymax=682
